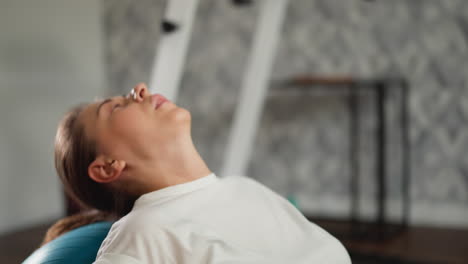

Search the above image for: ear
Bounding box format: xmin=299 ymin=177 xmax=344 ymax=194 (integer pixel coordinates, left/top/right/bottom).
xmin=88 ymin=155 xmax=126 ymax=183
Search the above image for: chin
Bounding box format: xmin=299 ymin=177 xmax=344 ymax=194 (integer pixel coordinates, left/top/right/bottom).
xmin=171 ymin=107 xmax=191 ymax=123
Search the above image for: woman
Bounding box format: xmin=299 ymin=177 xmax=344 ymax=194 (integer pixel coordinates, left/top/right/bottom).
xmin=54 ymin=83 xmax=351 ymax=263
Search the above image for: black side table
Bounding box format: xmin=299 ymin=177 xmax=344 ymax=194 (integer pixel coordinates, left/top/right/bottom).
xmin=272 ymin=75 xmax=411 ymax=241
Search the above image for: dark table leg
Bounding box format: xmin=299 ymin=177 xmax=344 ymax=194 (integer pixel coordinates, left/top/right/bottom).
xmin=349 ymin=86 xmax=360 ymax=224
xmin=401 ymin=81 xmax=410 ymax=228
xmin=376 ymin=82 xmax=387 ymax=229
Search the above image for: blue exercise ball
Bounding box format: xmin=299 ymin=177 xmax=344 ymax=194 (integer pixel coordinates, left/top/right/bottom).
xmin=22 ymin=221 xmax=113 ymax=264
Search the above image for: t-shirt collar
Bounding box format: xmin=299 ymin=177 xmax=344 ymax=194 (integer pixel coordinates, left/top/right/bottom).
xmin=132 ymin=172 xmax=219 ymax=210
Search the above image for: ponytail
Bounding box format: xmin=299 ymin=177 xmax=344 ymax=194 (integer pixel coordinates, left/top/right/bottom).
xmin=40 ymin=209 xmax=117 ymax=247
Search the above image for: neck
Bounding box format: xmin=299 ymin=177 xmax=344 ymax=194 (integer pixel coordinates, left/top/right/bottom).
xmin=126 ymin=136 xmax=212 ymax=196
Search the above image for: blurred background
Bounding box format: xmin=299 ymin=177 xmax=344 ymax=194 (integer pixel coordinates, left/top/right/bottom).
xmin=1 ymin=0 xmax=468 ymax=263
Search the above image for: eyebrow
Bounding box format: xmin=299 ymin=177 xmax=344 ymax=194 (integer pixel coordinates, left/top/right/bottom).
xmin=96 ymin=94 xmax=128 ymax=117
xmin=96 ymin=98 xmax=112 ymax=117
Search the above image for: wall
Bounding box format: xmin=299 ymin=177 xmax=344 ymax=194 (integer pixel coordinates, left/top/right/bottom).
xmin=104 ymin=0 xmax=468 ymax=227
xmin=0 ymin=0 xmax=107 ymax=234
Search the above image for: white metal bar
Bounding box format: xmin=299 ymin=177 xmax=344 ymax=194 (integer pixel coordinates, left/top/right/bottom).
xmin=222 ymin=0 xmax=289 ymax=177
xmin=148 ymin=0 xmax=199 ymax=102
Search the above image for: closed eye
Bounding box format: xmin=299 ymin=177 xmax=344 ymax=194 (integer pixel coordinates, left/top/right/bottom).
xmin=112 ymin=103 xmax=121 ymax=112
xmin=111 ymin=95 xmax=127 ymax=114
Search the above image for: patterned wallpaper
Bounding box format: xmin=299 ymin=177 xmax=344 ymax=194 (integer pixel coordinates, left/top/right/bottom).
xmin=101 ymin=0 xmax=468 ymax=227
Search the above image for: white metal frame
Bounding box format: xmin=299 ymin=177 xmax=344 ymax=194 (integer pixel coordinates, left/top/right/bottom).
xmin=222 ymin=0 xmax=290 ymax=177
xmin=149 ymin=0 xmax=200 ymax=102
xmin=148 ymin=0 xmax=290 ymax=178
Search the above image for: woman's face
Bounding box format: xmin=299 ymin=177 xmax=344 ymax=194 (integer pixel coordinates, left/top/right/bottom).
xmin=79 ymin=83 xmax=191 ymax=163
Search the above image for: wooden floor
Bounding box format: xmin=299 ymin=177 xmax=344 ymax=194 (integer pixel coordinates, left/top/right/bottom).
xmin=0 ymin=221 xmax=54 ymax=263
xmin=312 ymin=218 xmax=468 ymax=264
xmin=1 ymin=219 xmax=468 ymax=263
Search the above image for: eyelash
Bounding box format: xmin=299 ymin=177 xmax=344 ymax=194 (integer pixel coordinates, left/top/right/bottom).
xmin=112 ymin=95 xmax=128 ymax=113
xmin=112 ymin=104 xmax=121 ymax=112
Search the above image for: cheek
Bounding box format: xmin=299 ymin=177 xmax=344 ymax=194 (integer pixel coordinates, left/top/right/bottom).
xmin=109 ymin=111 xmax=157 ymax=160
xmin=109 ymin=106 xmax=187 ymax=148
xmin=111 ymin=110 xmax=150 ymax=140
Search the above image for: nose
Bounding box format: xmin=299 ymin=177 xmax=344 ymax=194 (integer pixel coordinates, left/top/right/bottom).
xmin=130 ymin=83 xmax=148 ymax=102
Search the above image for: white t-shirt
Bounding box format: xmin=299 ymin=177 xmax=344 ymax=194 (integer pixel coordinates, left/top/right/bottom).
xmin=94 ymin=173 xmax=351 ymax=264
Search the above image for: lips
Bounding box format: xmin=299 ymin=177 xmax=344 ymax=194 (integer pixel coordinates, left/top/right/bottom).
xmin=151 ymin=94 xmax=169 ymax=110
